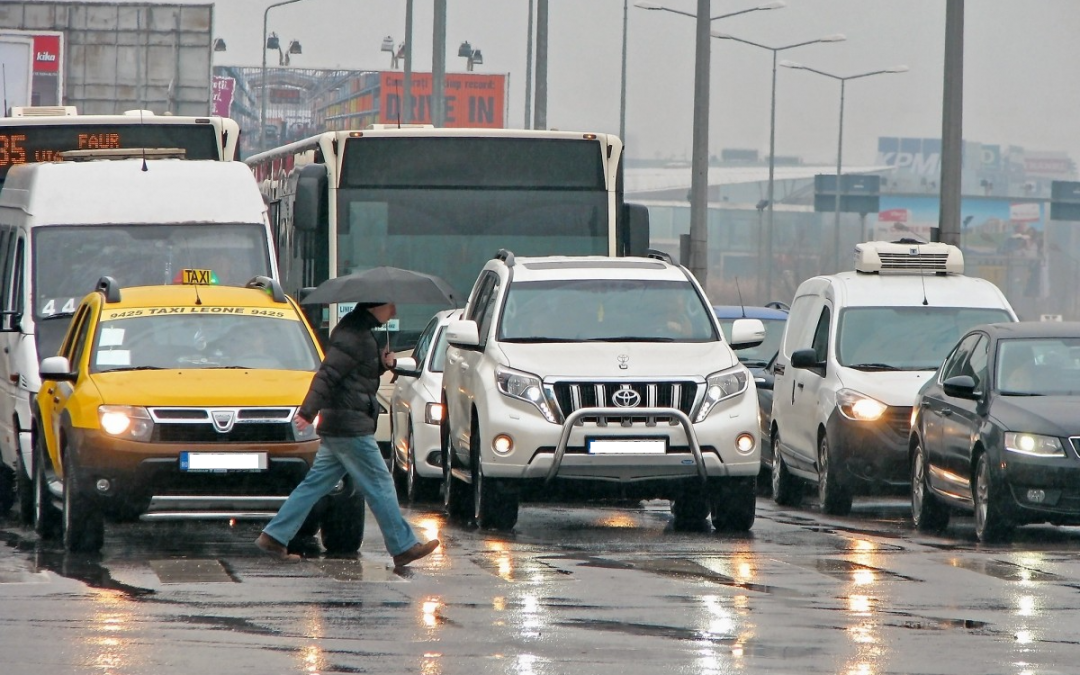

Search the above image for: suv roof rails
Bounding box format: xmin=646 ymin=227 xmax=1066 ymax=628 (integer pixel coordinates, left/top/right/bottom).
xmin=246 ymin=275 xmax=287 ymax=303
xmin=96 ymin=276 xmax=122 ymax=303
xmin=645 ymin=249 xmax=674 ymax=264
xmin=495 ymin=249 xmax=516 ymax=267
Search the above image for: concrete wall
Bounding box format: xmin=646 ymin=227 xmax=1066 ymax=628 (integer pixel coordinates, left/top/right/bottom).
xmin=0 ymin=2 xmax=213 ymax=116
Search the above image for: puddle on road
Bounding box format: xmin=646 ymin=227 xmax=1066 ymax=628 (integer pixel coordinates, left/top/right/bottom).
xmin=814 ymin=558 xmax=921 ymax=582
xmin=947 ymin=557 xmax=1063 ymax=582
xmin=575 ymin=554 xmax=786 ymax=595
xmin=316 ymin=558 xmax=403 ymax=582
xmin=168 ymin=613 xmax=280 ymax=636
xmin=150 ymin=558 xmax=237 ymax=584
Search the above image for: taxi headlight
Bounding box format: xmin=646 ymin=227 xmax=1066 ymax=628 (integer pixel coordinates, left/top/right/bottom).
xmin=293 ymin=412 xmax=319 ymax=441
xmin=836 ymin=389 xmax=888 ymax=421
xmin=1004 ymin=432 xmax=1064 ymax=457
xmin=495 ymin=366 xmax=558 ymax=423
xmin=695 ymin=366 xmax=749 ymax=422
xmin=98 ymin=405 xmax=153 ymax=441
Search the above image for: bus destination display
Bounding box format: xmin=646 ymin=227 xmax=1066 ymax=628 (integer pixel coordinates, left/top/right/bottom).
xmin=0 ymin=124 xmax=220 ymax=180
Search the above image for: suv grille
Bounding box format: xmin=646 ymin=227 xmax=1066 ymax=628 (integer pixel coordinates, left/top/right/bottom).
xmin=148 ymin=407 xmax=296 ymax=443
xmin=552 ymin=381 xmax=699 ymax=420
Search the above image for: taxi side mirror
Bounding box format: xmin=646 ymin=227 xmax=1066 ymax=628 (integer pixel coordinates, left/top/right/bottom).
xmin=40 ymin=355 xmax=76 ymax=382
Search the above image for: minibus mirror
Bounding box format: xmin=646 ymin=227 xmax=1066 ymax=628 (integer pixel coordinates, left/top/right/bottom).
xmin=294 ymin=164 xmax=329 ymax=232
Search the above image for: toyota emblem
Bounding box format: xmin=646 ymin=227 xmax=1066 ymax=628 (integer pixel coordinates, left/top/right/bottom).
xmin=611 ymin=387 xmax=641 ymax=408
xmin=617 ymin=354 xmax=630 ymax=370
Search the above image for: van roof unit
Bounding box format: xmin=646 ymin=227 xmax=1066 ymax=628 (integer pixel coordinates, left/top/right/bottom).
xmin=853 ymin=240 xmax=964 ymax=275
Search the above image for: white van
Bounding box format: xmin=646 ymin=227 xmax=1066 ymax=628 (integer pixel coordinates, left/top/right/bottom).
xmin=769 ymin=240 xmax=1017 ymax=515
xmin=0 ymin=157 xmax=278 ymax=519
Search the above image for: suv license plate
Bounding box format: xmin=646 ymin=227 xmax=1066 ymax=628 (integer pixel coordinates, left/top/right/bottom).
xmin=587 ymin=438 xmax=667 ymax=455
xmin=180 ymin=452 xmax=268 ymax=472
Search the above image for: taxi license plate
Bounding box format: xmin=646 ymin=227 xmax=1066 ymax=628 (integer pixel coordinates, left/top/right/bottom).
xmin=180 ymin=452 xmax=268 ymax=472
xmin=586 ymin=438 xmax=667 ymax=455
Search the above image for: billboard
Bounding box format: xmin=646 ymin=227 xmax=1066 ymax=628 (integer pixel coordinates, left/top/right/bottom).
xmin=381 ymin=71 xmax=505 ymax=128
xmin=873 ymin=195 xmax=1046 ymax=255
xmin=876 ymin=137 xmax=942 ymax=176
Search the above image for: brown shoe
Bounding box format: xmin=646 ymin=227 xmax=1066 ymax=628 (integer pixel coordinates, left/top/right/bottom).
xmin=255 ymin=532 xmax=301 ymax=562
xmin=392 ymin=539 xmax=440 ymax=568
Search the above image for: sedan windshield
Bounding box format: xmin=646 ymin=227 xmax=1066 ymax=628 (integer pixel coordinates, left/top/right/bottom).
xmin=91 ymin=312 xmax=321 ymax=372
xmin=837 ymin=306 xmax=1013 ymax=370
xmin=499 ymin=279 xmax=717 ymax=343
xmin=997 ymin=337 xmax=1080 ymax=395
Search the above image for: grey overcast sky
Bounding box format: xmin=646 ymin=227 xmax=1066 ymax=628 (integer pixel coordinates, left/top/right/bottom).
xmin=200 ymin=0 xmax=1080 ymax=165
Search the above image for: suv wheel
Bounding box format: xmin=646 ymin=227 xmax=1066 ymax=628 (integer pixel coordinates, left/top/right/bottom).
xmin=911 ymin=439 xmax=949 ymax=532
xmin=771 ymin=429 xmax=803 ymax=507
xmin=471 ymin=423 xmax=518 ymax=531
xmin=320 ymin=477 xmax=365 ymax=554
xmin=33 ymin=437 xmax=60 ymax=539
xmin=974 ymin=453 xmax=1013 ymax=543
xmin=710 ymin=477 xmax=756 ymax=532
xmin=62 ymin=454 xmax=104 ymax=553
xmin=817 ymin=434 xmax=852 ymax=516
xmin=672 ymin=480 xmax=710 ymax=531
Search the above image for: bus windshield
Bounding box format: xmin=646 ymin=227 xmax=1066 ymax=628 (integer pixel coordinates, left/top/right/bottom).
xmin=33 ymin=224 xmax=272 ymax=319
xmin=337 ymin=136 xmax=610 ymax=350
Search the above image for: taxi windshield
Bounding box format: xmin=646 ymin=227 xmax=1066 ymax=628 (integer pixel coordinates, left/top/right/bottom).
xmin=89 ymin=311 xmax=321 ymax=373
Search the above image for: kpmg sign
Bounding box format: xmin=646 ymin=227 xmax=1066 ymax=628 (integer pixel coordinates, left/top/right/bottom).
xmin=876 ymin=137 xmax=941 ymax=176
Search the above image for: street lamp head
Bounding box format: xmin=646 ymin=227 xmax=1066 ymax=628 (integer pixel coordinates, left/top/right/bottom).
xmin=266 ymin=32 xmax=280 ymax=51
xmin=757 ymin=1 xmax=787 ymax=9
xmin=634 ymin=2 xmax=663 ymax=10
xmin=458 ymin=40 xmax=473 ymax=58
xmin=381 ymin=36 xmax=395 ymax=52
xmin=819 ymin=33 xmax=846 ymax=42
xmin=778 ymin=59 xmax=803 ymax=69
xmin=471 ymin=49 xmax=483 ymax=65
xmin=711 ymin=31 xmax=735 ymax=40
xmin=213 ymin=38 xmax=227 ymax=52
xmin=886 ymin=65 xmax=910 ymax=73
xmin=288 ymin=40 xmax=302 ymax=55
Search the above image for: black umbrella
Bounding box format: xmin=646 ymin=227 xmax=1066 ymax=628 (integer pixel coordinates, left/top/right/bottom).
xmin=300 ymin=266 xmax=459 ymax=307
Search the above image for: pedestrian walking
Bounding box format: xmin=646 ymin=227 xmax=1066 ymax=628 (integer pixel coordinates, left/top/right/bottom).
xmin=255 ymin=301 xmax=440 ymax=567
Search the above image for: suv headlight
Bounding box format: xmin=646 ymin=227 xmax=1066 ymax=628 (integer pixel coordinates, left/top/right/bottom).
xmin=1005 ymin=432 xmax=1065 ymax=457
xmin=496 ymin=366 xmax=558 ymax=423
xmin=695 ymin=366 xmax=749 ymax=422
xmin=98 ymin=405 xmax=154 ymax=441
xmin=836 ymin=389 xmax=888 ymax=421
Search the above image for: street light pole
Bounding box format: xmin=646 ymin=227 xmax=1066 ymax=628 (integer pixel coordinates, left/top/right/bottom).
xmin=712 ymin=32 xmax=844 ymax=298
xmin=781 ymin=61 xmax=908 ymax=271
xmin=620 ymin=0 xmax=628 ymax=142
xmin=260 ymin=0 xmax=304 ymax=153
xmin=636 ymin=1 xmax=786 ymax=285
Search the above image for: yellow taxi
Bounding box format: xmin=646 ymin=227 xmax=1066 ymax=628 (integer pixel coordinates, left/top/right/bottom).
xmin=33 ymin=272 xmax=364 ymax=553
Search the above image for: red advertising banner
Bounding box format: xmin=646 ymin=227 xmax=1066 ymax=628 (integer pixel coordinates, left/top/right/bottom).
xmin=32 ymin=34 xmax=61 ymax=73
xmin=212 ymin=76 xmax=235 ymax=117
xmin=379 ymin=72 xmax=505 ymax=128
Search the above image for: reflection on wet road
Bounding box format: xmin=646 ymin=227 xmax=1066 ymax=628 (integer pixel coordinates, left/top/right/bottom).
xmin=5 ymin=496 xmax=1080 ymax=674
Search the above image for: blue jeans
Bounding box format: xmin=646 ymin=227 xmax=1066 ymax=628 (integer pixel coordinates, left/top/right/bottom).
xmin=262 ymin=434 xmax=420 ymax=557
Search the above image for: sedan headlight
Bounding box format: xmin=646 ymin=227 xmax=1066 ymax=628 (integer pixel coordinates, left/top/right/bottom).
xmin=98 ymin=405 xmax=153 ymax=442
xmin=836 ymin=389 xmax=888 ymax=421
xmin=1004 ymin=432 xmax=1065 ymax=457
xmin=495 ymin=366 xmax=558 ymax=423
xmin=292 ymin=412 xmax=319 ymax=441
xmin=695 ymin=366 xmax=749 ymax=422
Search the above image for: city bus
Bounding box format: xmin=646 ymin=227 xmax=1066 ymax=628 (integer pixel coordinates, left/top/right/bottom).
xmin=0 ymin=107 xmax=241 ymax=189
xmin=245 ymin=127 xmax=650 ymax=457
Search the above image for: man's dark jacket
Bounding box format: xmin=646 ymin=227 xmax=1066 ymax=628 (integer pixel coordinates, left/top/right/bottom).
xmin=297 ymin=308 xmax=387 ymax=436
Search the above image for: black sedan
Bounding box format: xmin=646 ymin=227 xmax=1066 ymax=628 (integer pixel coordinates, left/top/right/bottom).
xmin=910 ymin=321 xmax=1080 ymax=542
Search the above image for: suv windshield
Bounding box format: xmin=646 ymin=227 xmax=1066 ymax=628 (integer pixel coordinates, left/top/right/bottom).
xmin=499 ymin=278 xmax=718 ymax=343
xmin=837 ymin=306 xmax=1013 ymax=370
xmin=91 ymin=312 xmax=321 ymax=372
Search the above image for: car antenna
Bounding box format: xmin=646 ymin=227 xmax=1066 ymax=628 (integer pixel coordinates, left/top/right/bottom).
xmin=734 ymin=277 xmax=747 ymax=318
xmin=918 ymin=243 xmax=928 ymax=305
xmin=137 ymin=10 xmax=148 ymax=172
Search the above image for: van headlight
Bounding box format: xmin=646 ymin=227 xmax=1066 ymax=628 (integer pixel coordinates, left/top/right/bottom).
xmin=695 ymin=366 xmax=749 ymax=422
xmin=1005 ymin=432 xmax=1065 ymax=457
xmin=496 ymin=366 xmax=559 ymax=423
xmin=99 ymin=405 xmax=154 ymax=441
xmin=836 ymin=389 xmax=888 ymax=421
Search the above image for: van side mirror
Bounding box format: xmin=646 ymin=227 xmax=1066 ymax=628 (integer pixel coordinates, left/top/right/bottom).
xmin=446 ymin=319 xmax=480 ymax=348
xmin=0 ymin=309 xmax=21 ymax=333
xmin=40 ymin=355 xmax=76 ymax=382
xmin=294 ymin=164 xmax=329 ymax=232
xmin=942 ymin=374 xmax=978 ymax=399
xmin=791 ymin=348 xmax=824 ymax=371
xmin=729 ymin=318 xmax=766 ymax=350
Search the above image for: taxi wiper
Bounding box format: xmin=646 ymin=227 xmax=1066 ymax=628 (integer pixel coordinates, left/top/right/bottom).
xmin=40 ymin=312 xmax=77 ymax=320
xmin=104 ymin=366 xmax=165 ymax=372
xmin=849 ymin=363 xmax=900 ymax=371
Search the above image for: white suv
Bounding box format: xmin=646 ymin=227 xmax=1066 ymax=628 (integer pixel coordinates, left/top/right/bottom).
xmin=441 ymin=250 xmax=765 ymax=531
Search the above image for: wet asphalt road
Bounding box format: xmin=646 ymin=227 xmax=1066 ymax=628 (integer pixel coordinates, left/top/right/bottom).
xmin=2 ymin=494 xmax=1080 ymax=675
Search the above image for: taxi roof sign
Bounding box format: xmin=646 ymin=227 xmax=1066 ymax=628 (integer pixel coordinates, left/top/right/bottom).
xmin=177 ymin=269 xmax=218 ymax=285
